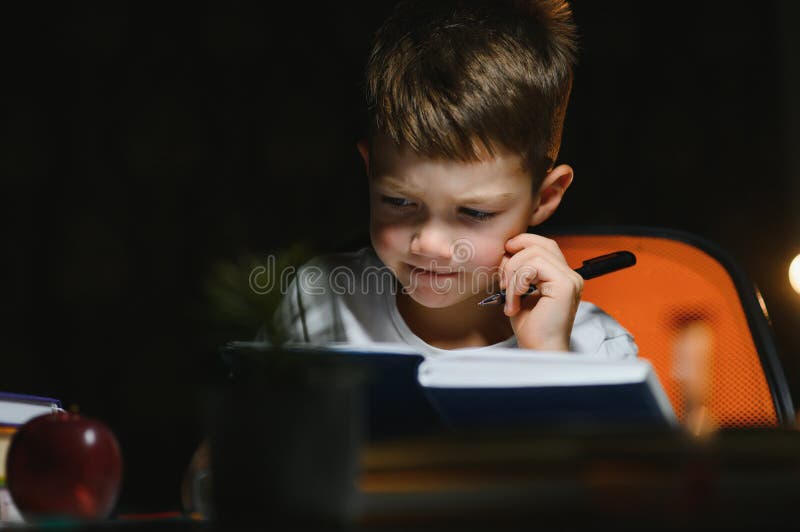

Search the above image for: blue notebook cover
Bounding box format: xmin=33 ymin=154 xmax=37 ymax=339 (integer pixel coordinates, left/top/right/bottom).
xmin=424 ymin=382 xmax=671 ymax=429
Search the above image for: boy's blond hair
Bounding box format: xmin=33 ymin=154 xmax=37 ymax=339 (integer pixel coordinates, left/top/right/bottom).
xmin=364 ymin=0 xmax=578 ymax=186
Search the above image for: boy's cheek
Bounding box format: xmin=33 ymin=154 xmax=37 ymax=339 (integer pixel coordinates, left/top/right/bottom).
xmin=467 ymin=234 xmax=508 ymax=270
xmin=370 ymin=222 xmax=407 ymax=258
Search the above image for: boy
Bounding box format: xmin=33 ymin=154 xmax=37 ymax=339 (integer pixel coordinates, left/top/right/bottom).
xmin=272 ymin=0 xmax=637 ymax=358
xmin=182 ymin=0 xmax=637 ymax=512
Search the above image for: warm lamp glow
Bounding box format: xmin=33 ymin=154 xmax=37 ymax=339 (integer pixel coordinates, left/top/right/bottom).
xmin=790 ymin=255 xmax=800 ymax=295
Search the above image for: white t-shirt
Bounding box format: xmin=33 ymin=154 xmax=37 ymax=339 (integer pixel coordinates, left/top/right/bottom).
xmin=272 ymin=247 xmax=638 ymax=359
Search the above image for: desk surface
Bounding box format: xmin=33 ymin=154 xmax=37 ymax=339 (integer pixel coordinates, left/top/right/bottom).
xmin=9 ymin=427 xmax=800 ymax=531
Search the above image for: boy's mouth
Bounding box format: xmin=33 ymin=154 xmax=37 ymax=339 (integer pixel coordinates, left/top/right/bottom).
xmin=406 ymin=263 xmax=460 ymax=277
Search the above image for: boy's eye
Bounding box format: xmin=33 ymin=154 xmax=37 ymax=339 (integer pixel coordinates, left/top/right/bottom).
xmin=459 ymin=207 xmax=496 ymax=221
xmin=381 ymin=196 xmax=415 ymax=207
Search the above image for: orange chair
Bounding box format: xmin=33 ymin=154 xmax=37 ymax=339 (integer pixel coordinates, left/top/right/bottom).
xmin=541 ymin=226 xmax=795 ymax=429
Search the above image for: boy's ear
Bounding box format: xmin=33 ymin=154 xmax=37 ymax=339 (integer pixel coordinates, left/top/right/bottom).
xmin=529 ymin=164 xmax=574 ymax=226
xmin=356 ymin=139 xmax=370 ymax=176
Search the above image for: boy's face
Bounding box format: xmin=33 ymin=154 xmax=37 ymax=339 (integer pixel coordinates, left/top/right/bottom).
xmin=364 ymin=133 xmax=546 ymax=309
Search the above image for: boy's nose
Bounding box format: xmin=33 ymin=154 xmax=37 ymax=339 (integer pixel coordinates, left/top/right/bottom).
xmin=410 ymin=223 xmax=453 ymax=262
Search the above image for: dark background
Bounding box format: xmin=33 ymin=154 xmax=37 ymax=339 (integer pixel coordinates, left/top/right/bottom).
xmin=3 ymin=0 xmax=799 ymax=513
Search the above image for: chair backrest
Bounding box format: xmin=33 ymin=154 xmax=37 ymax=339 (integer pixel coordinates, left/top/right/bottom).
xmin=542 ymin=226 xmax=794 ymax=429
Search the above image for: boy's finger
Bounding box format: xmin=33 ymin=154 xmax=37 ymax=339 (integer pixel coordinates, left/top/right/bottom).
xmin=504 ymin=254 xmax=575 ymax=316
xmin=504 ymin=245 xmax=573 ymax=286
xmin=504 ymin=259 xmax=542 ymax=316
xmin=498 ymin=255 xmax=511 ymax=290
xmin=505 ymin=234 xmax=566 ymax=262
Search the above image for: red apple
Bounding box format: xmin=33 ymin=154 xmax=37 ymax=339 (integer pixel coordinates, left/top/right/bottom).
xmin=5 ymin=411 xmax=123 ymax=521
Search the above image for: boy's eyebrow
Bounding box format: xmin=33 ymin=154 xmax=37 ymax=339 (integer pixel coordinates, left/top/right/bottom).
xmin=454 ymin=192 xmax=516 ymax=204
xmin=373 ymin=178 xmax=419 ymax=197
xmin=376 ymin=178 xmax=516 ymax=204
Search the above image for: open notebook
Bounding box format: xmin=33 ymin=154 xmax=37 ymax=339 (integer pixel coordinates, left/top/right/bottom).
xmin=221 ymin=342 xmax=677 ymax=439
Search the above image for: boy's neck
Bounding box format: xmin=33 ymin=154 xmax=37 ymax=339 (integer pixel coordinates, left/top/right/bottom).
xmin=395 ymin=291 xmax=513 ymax=350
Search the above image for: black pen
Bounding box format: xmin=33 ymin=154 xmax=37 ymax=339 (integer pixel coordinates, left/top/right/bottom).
xmin=478 ymin=250 xmax=637 ymax=306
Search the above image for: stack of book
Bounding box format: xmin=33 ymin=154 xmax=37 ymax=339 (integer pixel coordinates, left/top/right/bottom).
xmin=0 ymin=392 xmax=63 ymax=522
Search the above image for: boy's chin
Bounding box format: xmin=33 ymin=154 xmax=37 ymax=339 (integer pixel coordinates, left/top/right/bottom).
xmin=401 ymin=287 xmax=478 ymax=309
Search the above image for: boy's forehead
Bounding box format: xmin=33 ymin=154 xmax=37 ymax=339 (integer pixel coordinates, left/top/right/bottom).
xmin=370 ymin=132 xmax=528 ymax=184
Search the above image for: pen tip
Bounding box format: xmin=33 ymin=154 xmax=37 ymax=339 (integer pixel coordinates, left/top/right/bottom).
xmin=478 ymin=295 xmax=500 ymax=306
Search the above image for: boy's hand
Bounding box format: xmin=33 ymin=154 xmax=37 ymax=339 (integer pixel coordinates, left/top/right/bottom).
xmin=499 ymin=234 xmax=583 ymax=351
